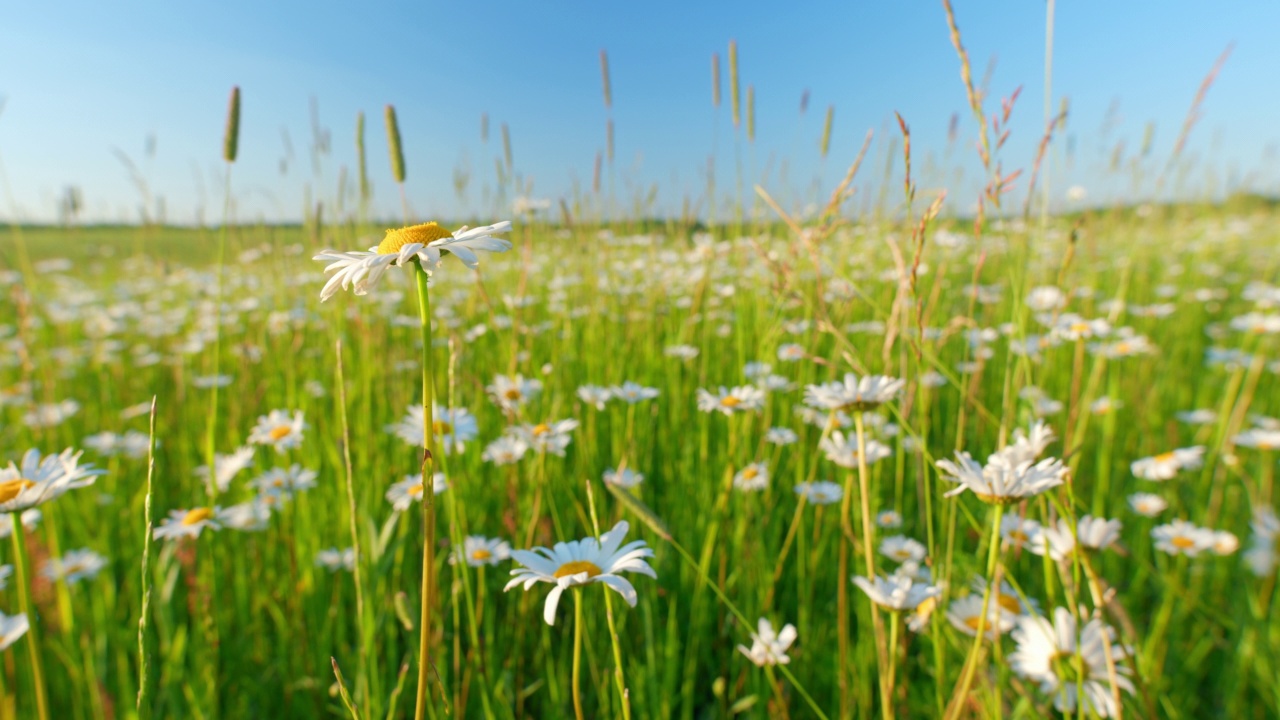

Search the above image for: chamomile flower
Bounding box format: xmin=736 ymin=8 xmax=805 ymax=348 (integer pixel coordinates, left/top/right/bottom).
xmin=41 ymin=548 xmax=108 ymax=584
xmin=220 ymin=499 xmax=273 ymax=531
xmin=315 ymin=548 xmax=356 ymax=572
xmin=385 ymin=473 xmax=449 ymax=512
xmin=511 ymin=419 xmax=579 ymax=456
xmin=1131 ymin=447 xmax=1205 ymax=481
xmin=803 ymin=373 xmax=904 ymax=411
xmin=249 ymin=464 xmax=318 ymax=499
xmin=314 ymin=221 xmax=512 ymax=301
xmin=385 ymin=404 xmax=479 ymax=455
xmin=794 ymin=481 xmax=843 ymax=505
xmin=455 ymin=536 xmax=511 ymax=567
xmin=0 ymin=612 xmax=29 ymax=652
xmin=576 ymin=385 xmax=612 ymax=410
xmin=1009 ymin=608 xmax=1134 ymax=717
xmin=765 ymin=427 xmax=798 ymax=446
xmin=1001 ymin=515 xmax=1043 ymax=550
xmin=194 ymin=446 xmax=256 ymax=493
xmin=248 ymin=410 xmax=306 ymax=453
xmin=0 ymin=448 xmax=104 ymax=513
xmin=487 ymin=374 xmax=543 ymax=413
xmin=776 ymin=344 xmax=806 ymax=362
xmin=1244 ymin=508 xmax=1280 ymax=576
xmin=853 ymin=570 xmax=941 ymax=612
xmin=879 ymin=535 xmax=926 ymax=564
xmin=1176 ymin=409 xmax=1217 ymax=425
xmin=738 ymin=618 xmax=798 ymax=666
xmin=603 ymin=467 xmax=644 ymax=489
xmin=733 ymin=463 xmax=770 ymax=492
xmin=610 ymin=381 xmax=659 ymax=403
xmin=1032 ymin=516 xmax=1122 ymax=560
xmin=819 ymin=432 xmax=892 ymax=468
xmin=481 ymin=436 xmax=530 ymax=465
xmin=505 ymin=520 xmax=656 ymax=625
xmin=1152 ymin=519 xmax=1215 ymax=556
xmin=1233 ymin=428 xmax=1280 ymax=451
xmin=936 ymin=451 xmax=1067 ymax=504
xmin=1128 ymin=493 xmax=1168 ymax=517
xmin=946 ymin=594 xmax=1017 ymax=638
xmin=877 ymin=510 xmax=904 ymax=529
xmin=696 ymin=386 xmax=765 ymax=415
xmin=1210 ymin=530 xmax=1239 ymax=556
xmin=153 ymin=507 xmax=222 ymax=541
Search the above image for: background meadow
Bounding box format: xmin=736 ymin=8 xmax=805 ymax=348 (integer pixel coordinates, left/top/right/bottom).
xmin=2 ymin=2 xmax=1280 ymax=718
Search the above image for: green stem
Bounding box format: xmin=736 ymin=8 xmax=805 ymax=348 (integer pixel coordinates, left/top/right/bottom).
xmin=947 ymin=503 xmax=1004 ymax=720
xmin=413 ymin=263 xmax=438 ymax=720
xmin=854 ymin=412 xmax=890 ymax=720
xmin=572 ymin=591 xmax=585 ymax=720
xmin=11 ymin=512 xmax=50 ymax=720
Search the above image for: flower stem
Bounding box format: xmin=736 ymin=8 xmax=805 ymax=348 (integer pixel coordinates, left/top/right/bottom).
xmin=854 ymin=412 xmax=890 ymax=720
xmin=573 ymin=590 xmax=585 ymax=720
xmin=946 ymin=502 xmax=1004 ymax=720
xmin=413 ymin=262 xmax=438 ymax=720
xmin=11 ymin=512 xmax=49 ymax=720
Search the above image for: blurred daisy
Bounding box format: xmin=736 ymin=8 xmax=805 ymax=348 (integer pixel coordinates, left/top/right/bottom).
xmin=455 ymin=536 xmax=511 ymax=567
xmin=194 ymin=446 xmax=256 ymax=493
xmin=577 ymin=385 xmax=612 ymax=410
xmin=0 ymin=612 xmax=29 ymax=652
xmin=1210 ymin=530 xmax=1239 ymax=556
xmin=248 ymin=410 xmax=306 ymax=453
xmin=22 ymin=400 xmax=80 ymax=429
xmin=853 ymin=569 xmax=941 ymax=612
xmin=794 ymin=481 xmax=842 ymax=505
xmin=315 ymin=221 xmax=512 ymax=301
xmin=603 ymin=467 xmax=644 ymax=489
xmin=804 ymin=373 xmax=904 ymax=412
xmin=733 ymin=463 xmax=770 ymax=492
xmin=511 ymin=419 xmax=579 ymax=456
xmin=1131 ymin=447 xmax=1205 ymax=481
xmin=946 ymin=594 xmax=1016 ymax=638
xmin=487 ymin=374 xmax=543 ymax=413
xmin=41 ymin=548 xmax=108 ymax=585
xmin=481 ymin=436 xmax=530 ymax=465
xmin=1176 ymin=409 xmax=1217 ymax=425
xmin=610 ymin=381 xmax=659 ymax=403
xmin=0 ymin=448 xmax=104 ymax=514
xmin=879 ymin=535 xmax=926 ymax=564
xmin=1233 ymin=428 xmax=1280 ymax=451
xmin=876 ymin=510 xmax=904 ymax=529
xmin=1151 ymin=519 xmax=1214 ymax=556
xmin=315 ymin=547 xmax=356 ymax=572
xmin=936 ymin=452 xmax=1066 ymax=504
xmin=1009 ymin=608 xmax=1133 ymax=717
xmin=819 ymin=432 xmax=892 ymax=468
xmin=153 ymin=507 xmax=222 ymax=541
xmin=386 ymin=405 xmax=478 ymax=455
xmin=1244 ymin=508 xmax=1280 ymax=576
xmin=249 ymin=464 xmax=318 ymax=499
xmin=738 ymin=618 xmax=798 ymax=666
xmin=386 ymin=473 xmax=449 ymax=512
xmin=1127 ymin=493 xmax=1167 ymax=517
xmin=765 ymin=427 xmax=798 ymax=446
xmin=1032 ymin=515 xmax=1122 ymax=561
xmin=776 ymin=344 xmax=806 ymax=362
xmin=220 ymin=499 xmax=273 ymax=532
xmin=504 ymin=520 xmax=656 ymax=625
xmin=1000 ymin=515 xmax=1043 ymax=550
xmin=696 ymin=386 xmax=765 ymax=415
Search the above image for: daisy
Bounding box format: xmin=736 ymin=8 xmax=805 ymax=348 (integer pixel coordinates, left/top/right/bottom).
xmin=853 ymin=569 xmax=941 ymax=612
xmin=1000 ymin=515 xmax=1043 ymax=550
xmin=504 ymin=520 xmax=656 ymax=625
xmin=1127 ymin=493 xmax=1167 ymax=517
xmin=738 ymin=618 xmax=798 ymax=666
xmin=819 ymin=432 xmax=892 ymax=468
xmin=776 ymin=344 xmax=806 ymax=362
xmin=1233 ymin=428 xmax=1280 ymax=451
xmin=248 ymin=410 xmax=306 ymax=453
xmin=385 ymin=404 xmax=479 ymax=455
xmin=0 ymin=448 xmax=104 ymax=514
xmin=455 ymin=536 xmax=512 ymax=567
xmin=609 ymin=381 xmax=659 ymax=403
xmin=1009 ymin=608 xmax=1134 ymax=717
xmin=936 ymin=451 xmax=1066 ymax=504
xmin=803 ymin=373 xmax=904 ymax=412
xmin=0 ymin=612 xmax=29 ymax=652
xmin=511 ymin=419 xmax=579 ymax=456
xmin=22 ymin=400 xmax=80 ymax=429
xmin=664 ymin=344 xmax=699 ymax=360
xmin=41 ymin=548 xmax=108 ymax=584
xmin=877 ymin=510 xmax=904 ymax=529
xmin=487 ymin=374 xmax=543 ymax=413
xmin=743 ymin=362 xmax=772 ymax=379
xmin=765 ymin=427 xmax=799 ymax=446
xmin=481 ymin=436 xmax=530 ymax=465
xmin=1151 ymin=519 xmax=1215 ymax=556
xmin=733 ymin=463 xmax=770 ymax=492
xmin=603 ymin=467 xmax=644 ymax=489
xmin=576 ymin=385 xmax=612 ymax=411
xmin=1032 ymin=516 xmax=1122 ymax=561
xmin=194 ymin=446 xmax=256 ymax=493
xmin=946 ymin=594 xmax=1017 ymax=638
xmin=971 ymin=577 xmax=1039 ymax=617
xmin=1244 ymin=508 xmax=1280 ymax=576
xmin=794 ymin=481 xmax=843 ymax=505
xmin=1003 ymin=421 xmax=1057 ymax=465
xmin=249 ymin=465 xmax=318 ymax=499
xmin=1176 ymin=409 xmax=1217 ymax=425
xmin=315 ymin=548 xmax=356 ymax=572
xmin=879 ymin=535 xmax=926 ymax=564
xmin=1210 ymin=530 xmax=1239 ymax=556
xmin=220 ymin=499 xmax=273 ymax=531
xmin=386 ymin=473 xmax=449 ymax=512
xmin=153 ymin=507 xmax=222 ymax=541
xmin=315 ymin=221 xmax=512 ymax=301
xmin=1131 ymin=447 xmax=1205 ymax=481
xmin=696 ymin=386 xmax=765 ymax=415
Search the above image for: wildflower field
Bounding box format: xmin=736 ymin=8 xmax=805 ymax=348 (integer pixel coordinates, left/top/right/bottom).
xmin=3 ymin=8 xmax=1280 ymax=720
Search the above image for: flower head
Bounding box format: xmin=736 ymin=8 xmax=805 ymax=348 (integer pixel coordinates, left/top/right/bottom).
xmin=0 ymin=448 xmax=104 ymax=514
xmin=936 ymin=451 xmax=1066 ymax=504
xmin=738 ymin=618 xmax=798 ymax=666
xmin=1009 ymin=608 xmax=1134 ymax=717
xmin=804 ymin=373 xmax=904 ymax=411
xmin=248 ymin=410 xmax=306 ymax=453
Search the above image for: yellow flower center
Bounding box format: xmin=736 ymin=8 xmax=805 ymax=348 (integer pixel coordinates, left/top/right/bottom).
xmin=503 ymin=388 xmax=523 ymax=401
xmin=996 ymin=593 xmax=1021 ymax=614
xmin=0 ymin=479 xmax=35 ymax=504
xmin=1070 ymin=322 xmax=1090 ymax=334
xmin=741 ymin=467 xmax=759 ymax=480
xmin=553 ymin=560 xmax=603 ymax=579
xmin=1008 ymin=530 xmax=1029 ymax=543
xmin=1154 ymin=452 xmax=1177 ymax=464
xmin=720 ymin=396 xmax=741 ymax=408
xmin=471 ymin=549 xmax=493 ymax=561
xmin=377 ymin=222 xmax=453 ymax=255
xmin=182 ymin=508 xmax=214 ymax=526
xmin=1171 ymin=535 xmax=1197 ymax=550
xmin=1114 ymin=342 xmax=1132 ymax=354
xmin=964 ymin=615 xmax=985 ymax=631
xmin=532 ymin=423 xmax=551 ymax=437
xmin=408 ymin=483 xmax=425 ymax=497
xmin=433 ymin=420 xmax=453 ymax=435
xmin=269 ymin=425 xmax=293 ymax=441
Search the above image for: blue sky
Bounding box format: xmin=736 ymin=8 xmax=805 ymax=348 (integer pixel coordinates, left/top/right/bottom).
xmin=1 ymin=0 xmax=1276 ymax=224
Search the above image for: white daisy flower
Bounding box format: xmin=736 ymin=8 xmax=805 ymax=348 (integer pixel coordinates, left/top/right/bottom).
xmin=1032 ymin=515 xmax=1122 ymax=561
xmin=936 ymin=451 xmax=1066 ymax=504
xmin=249 ymin=464 xmax=318 ymax=499
xmin=220 ymin=499 xmax=273 ymax=532
xmin=737 ymin=618 xmax=798 ymax=666
xmin=765 ymin=427 xmax=798 ymax=446
xmin=385 ymin=404 xmax=479 ymax=455
xmin=819 ymin=432 xmax=892 ymax=469
xmin=41 ymin=548 xmax=108 ymax=584
xmin=1175 ymin=409 xmax=1217 ymax=425
xmin=1210 ymin=530 xmax=1239 ymax=556
xmin=1009 ymin=608 xmax=1134 ymax=717
xmin=664 ymin=344 xmax=699 ymax=360
xmin=1151 ymin=519 xmax=1215 ymax=556
xmin=794 ymin=481 xmax=843 ymax=505
xmin=247 ymin=410 xmax=306 ymax=453
xmin=576 ymin=385 xmax=612 ymax=410
xmin=879 ymin=535 xmax=926 ymax=564
xmin=732 ymin=463 xmax=770 ymax=492
xmin=455 ymin=536 xmax=511 ymax=567
xmin=1000 ymin=515 xmax=1043 ymax=550
xmin=0 ymin=448 xmax=104 ymax=514
xmin=0 ymin=611 xmax=29 ymax=652
xmin=153 ymin=507 xmax=222 ymax=541
xmin=803 ymin=373 xmax=905 ymax=411
xmin=852 ymin=569 xmax=941 ymax=611
xmin=743 ymin=362 xmax=772 ymax=379
xmin=385 ymin=473 xmax=449 ymax=512
xmin=1233 ymin=428 xmax=1280 ymax=451
xmin=315 ymin=547 xmax=356 ymax=572
xmin=603 ymin=467 xmax=644 ymax=489
xmin=877 ymin=510 xmax=904 ymax=529
xmin=487 ymin=374 xmax=544 ymax=413
xmin=314 ymin=221 xmax=512 ymax=301
xmin=504 ymin=520 xmax=656 ymax=625
xmin=1131 ymin=447 xmax=1205 ymax=481
xmin=194 ymin=446 xmax=257 ymax=493
xmin=22 ymin=400 xmax=80 ymax=429
xmin=511 ymin=419 xmax=579 ymax=456
xmin=609 ymin=381 xmax=659 ymax=403
xmin=1245 ymin=508 xmax=1280 ymax=576
xmin=1002 ymin=421 xmax=1057 ymax=465
xmin=946 ymin=594 xmax=1017 ymax=638
xmin=776 ymin=344 xmax=806 ymax=362
xmin=1127 ymin=493 xmax=1167 ymax=517
xmin=696 ymin=386 xmax=766 ymax=415
xmin=481 ymin=436 xmax=530 ymax=466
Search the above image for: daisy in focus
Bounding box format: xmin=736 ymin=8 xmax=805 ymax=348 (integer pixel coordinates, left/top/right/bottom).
xmin=505 ymin=520 xmax=656 ymax=625
xmin=314 ymin=221 xmax=512 ymax=301
xmin=803 ymin=373 xmax=904 ymax=412
xmin=1009 ymin=608 xmax=1134 ymax=718
xmin=936 ymin=451 xmax=1067 ymax=504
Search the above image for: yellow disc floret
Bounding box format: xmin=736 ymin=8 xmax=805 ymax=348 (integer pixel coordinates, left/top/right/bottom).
xmin=377 ymin=222 xmax=453 ymax=255
xmin=182 ymin=508 xmax=215 ymax=526
xmin=0 ymin=479 xmax=36 ymax=504
xmin=554 ymin=560 xmax=603 ymax=579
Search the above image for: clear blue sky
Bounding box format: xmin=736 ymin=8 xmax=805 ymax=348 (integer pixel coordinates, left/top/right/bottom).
xmin=1 ymin=0 xmax=1276 ymax=224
